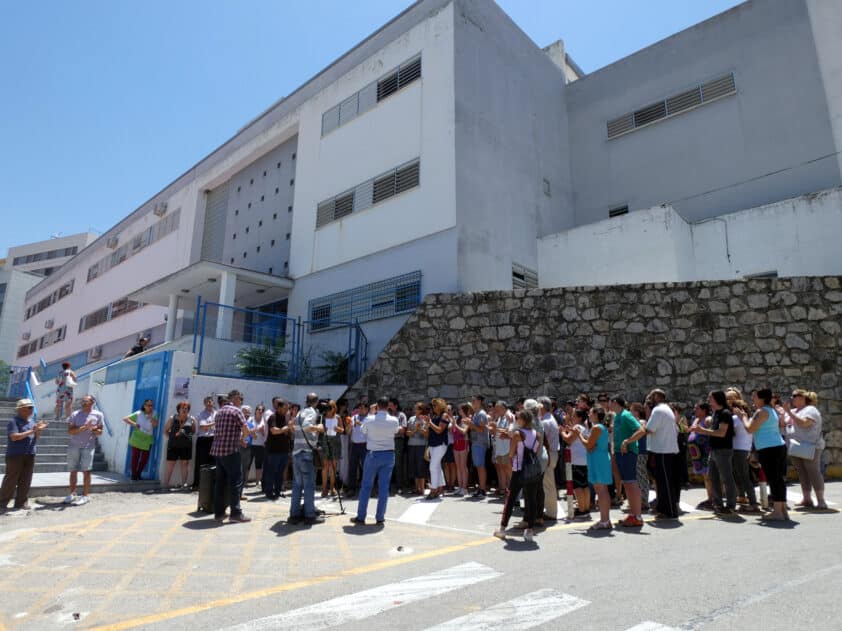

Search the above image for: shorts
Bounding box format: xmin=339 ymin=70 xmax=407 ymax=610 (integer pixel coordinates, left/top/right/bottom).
xmin=471 ymin=444 xmax=487 ymax=468
xmin=442 ymin=444 xmax=455 ymax=464
xmin=572 ymin=464 xmax=589 ymax=489
xmin=166 ymin=447 xmax=192 ymax=461
xmin=615 ymin=452 xmax=638 ymax=483
xmin=494 ymin=454 xmax=510 ymax=466
xmin=67 ymin=446 xmax=94 ymax=472
xmin=324 ymin=436 xmax=342 ymax=460
xmin=57 ymin=387 xmax=74 ymax=403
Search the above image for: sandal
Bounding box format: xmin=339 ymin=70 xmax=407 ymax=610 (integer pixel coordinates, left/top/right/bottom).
xmin=589 ymin=520 xmax=613 ymax=531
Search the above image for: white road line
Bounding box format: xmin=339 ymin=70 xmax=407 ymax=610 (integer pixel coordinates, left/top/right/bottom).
xmin=396 ymin=500 xmax=442 ymax=525
xmin=220 ymin=562 xmax=502 ymax=631
xmin=425 ymin=588 xmax=589 ymax=630
xmin=624 ymin=622 xmax=681 ymax=631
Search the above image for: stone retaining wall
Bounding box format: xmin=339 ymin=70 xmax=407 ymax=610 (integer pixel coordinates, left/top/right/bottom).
xmin=346 ymin=276 xmax=842 ymax=467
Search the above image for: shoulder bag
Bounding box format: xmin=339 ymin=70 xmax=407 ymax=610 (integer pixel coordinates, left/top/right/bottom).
xmin=787 ymin=437 xmax=815 ymax=460
xmin=519 ymin=430 xmax=542 ymax=484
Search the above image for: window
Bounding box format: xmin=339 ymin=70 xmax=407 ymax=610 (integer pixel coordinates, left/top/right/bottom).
xmin=307 ymin=270 xmax=422 ymax=331
xmin=609 ymin=205 xmax=629 ymax=218
xmin=79 ymin=297 xmax=142 ymax=333
xmin=512 ymin=263 xmax=538 ymax=290
xmin=321 ymin=54 xmax=422 ymax=136
xmin=25 ymin=280 xmax=74 ymax=320
xmin=607 ymin=72 xmax=736 ymax=139
xmin=316 ymin=159 xmax=420 ymax=228
xmin=87 ymin=209 xmax=180 ymax=282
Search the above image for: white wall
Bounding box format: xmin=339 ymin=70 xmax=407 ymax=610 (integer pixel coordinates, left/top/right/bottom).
xmin=290 ymin=2 xmax=457 ymax=277
xmin=807 ymin=0 xmax=842 ymax=181
xmin=538 ymin=187 xmax=842 ymax=287
xmin=186 ymin=374 xmax=345 ymax=414
xmin=0 ymin=270 xmax=40 ymax=365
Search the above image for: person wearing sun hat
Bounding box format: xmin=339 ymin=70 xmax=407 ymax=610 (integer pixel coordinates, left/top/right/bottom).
xmin=1 ymin=399 xmax=48 ymax=511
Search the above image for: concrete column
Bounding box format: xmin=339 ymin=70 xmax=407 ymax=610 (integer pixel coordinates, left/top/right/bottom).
xmin=164 ymin=293 xmax=178 ymax=342
xmin=215 ymin=271 xmax=237 ymax=340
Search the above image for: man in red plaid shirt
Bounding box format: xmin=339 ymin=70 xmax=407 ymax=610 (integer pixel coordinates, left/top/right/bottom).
xmin=210 ymin=390 xmax=251 ymax=523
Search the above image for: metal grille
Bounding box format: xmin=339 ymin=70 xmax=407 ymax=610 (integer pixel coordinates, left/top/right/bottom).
xmin=634 ymin=101 xmax=667 ymax=127
xmin=377 ymin=71 xmax=399 ymax=101
xmin=607 ymin=72 xmax=737 ymax=139
xmin=316 ymin=159 xmax=420 ymax=229
xmin=398 ymin=55 xmax=422 ymax=87
xmin=701 ymin=73 xmax=736 ymax=102
xmin=512 ymin=263 xmax=538 ymax=290
xmin=321 ymin=54 xmax=422 ymax=136
xmin=308 ymin=270 xmax=422 ymax=331
xmin=666 ymin=87 xmax=702 ymax=115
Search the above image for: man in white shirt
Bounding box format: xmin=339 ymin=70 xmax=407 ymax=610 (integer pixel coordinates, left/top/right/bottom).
xmin=192 ymin=396 xmax=216 ymax=489
xmin=351 ymin=396 xmax=400 ymax=526
xmin=645 ymin=388 xmax=680 ymax=519
xmin=345 ymin=401 xmax=370 ymax=497
xmin=538 ymin=396 xmax=560 ymax=521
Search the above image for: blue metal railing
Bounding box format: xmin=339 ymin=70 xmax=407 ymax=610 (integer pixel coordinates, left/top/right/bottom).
xmin=191 ymin=299 xmax=369 ymax=386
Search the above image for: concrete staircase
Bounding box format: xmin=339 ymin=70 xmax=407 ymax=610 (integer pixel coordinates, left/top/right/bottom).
xmin=0 ymin=399 xmax=108 ymax=475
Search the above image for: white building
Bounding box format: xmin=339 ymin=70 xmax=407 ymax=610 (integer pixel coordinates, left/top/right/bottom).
xmin=14 ymin=0 xmax=842 ymax=381
xmin=5 ymin=232 xmax=97 ymax=278
xmin=0 ymin=269 xmax=42 ymax=366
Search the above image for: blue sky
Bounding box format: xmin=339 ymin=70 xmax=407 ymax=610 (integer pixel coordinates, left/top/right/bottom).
xmin=0 ymin=0 xmax=742 ymax=257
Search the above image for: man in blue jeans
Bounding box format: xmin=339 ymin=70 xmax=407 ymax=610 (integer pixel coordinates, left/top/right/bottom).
xmin=289 ymin=393 xmax=325 ymax=525
xmin=209 ymin=390 xmax=251 ymax=523
xmin=351 ymin=396 xmax=400 ymax=526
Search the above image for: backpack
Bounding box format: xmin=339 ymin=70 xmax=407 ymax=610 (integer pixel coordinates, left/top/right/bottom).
xmin=519 ymin=430 xmax=542 ymax=484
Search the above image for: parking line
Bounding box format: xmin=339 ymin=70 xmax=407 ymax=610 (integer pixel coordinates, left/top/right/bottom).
xmin=87 ymin=536 xmax=497 ymax=631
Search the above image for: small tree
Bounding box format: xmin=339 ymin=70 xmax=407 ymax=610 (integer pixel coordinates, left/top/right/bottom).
xmin=0 ymin=360 xmax=10 ymax=396
xmin=233 ymin=338 xmax=288 ymax=381
xmin=316 ymin=350 xmax=350 ymax=385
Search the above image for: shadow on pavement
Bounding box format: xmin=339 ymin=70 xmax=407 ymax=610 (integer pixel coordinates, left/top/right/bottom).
xmin=502 ymin=539 xmax=540 ymax=551
xmin=341 ymin=523 xmax=386 ymax=536
xmin=645 ymin=519 xmax=684 ymax=530
xmin=755 ymin=518 xmax=799 ymax=529
xmin=182 ymin=518 xmax=223 ymax=530
xmin=33 ymin=499 xmax=72 ymax=512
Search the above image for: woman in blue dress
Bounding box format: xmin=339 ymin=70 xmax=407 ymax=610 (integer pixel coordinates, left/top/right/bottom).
xmin=576 ymin=406 xmax=613 ymax=530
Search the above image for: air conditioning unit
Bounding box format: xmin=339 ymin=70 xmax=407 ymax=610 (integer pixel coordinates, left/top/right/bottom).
xmin=153 ymin=202 xmax=168 ymax=217
xmin=89 ymin=345 xmax=103 ymax=360
xmin=106 ymin=236 xmax=119 ymax=249
xmin=21 ymin=332 xmax=31 ymax=341
xmin=44 ymin=319 xmax=54 ymax=329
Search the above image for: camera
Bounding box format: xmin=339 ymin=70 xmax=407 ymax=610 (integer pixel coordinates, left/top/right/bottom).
xmin=315 ymin=399 xmax=331 ymax=415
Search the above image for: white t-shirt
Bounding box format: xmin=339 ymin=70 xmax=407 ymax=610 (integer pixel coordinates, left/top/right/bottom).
xmin=787 ymin=405 xmax=824 ymax=447
xmin=646 ymin=403 xmax=678 ymax=454
xmin=570 ymin=425 xmax=588 ymax=466
xmin=251 ymin=416 xmax=267 ymax=446
xmin=732 ymin=413 xmax=753 ymax=451
xmin=324 ymin=416 xmax=339 ymax=436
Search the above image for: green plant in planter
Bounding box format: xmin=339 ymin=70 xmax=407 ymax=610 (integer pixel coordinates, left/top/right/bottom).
xmin=234 ymin=339 xmax=288 ymax=380
xmin=316 ymin=350 xmax=350 ymax=385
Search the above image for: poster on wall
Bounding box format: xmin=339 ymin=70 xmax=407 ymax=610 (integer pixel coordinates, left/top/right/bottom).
xmin=174 ymin=377 xmax=190 ymax=398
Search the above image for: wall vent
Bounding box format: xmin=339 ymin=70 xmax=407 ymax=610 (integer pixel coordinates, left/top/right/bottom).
xmin=607 ymin=72 xmax=736 ymax=139
xmin=153 ymin=202 xmax=168 ymax=217
xmin=44 ymin=319 xmax=54 ymax=329
xmin=89 ymin=345 xmax=103 ymax=360
xmin=106 ymin=236 xmax=119 ymax=249
xmin=21 ymin=332 xmax=30 ymax=341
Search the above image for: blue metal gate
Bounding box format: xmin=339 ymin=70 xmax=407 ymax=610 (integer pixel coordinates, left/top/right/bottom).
xmin=123 ymin=351 xmax=172 ymax=480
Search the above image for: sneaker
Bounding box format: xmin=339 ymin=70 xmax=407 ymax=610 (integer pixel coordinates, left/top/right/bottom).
xmin=63 ymin=494 xmax=75 ymax=504
xmin=73 ymin=496 xmax=90 ymax=506
xmin=493 ymin=528 xmax=507 ymax=540
xmin=523 ymin=529 xmax=534 ymax=542
xmin=619 ymin=516 xmax=643 ymax=527
xmin=350 ymin=516 xmax=365 ymax=525
xmin=213 ymin=514 xmax=227 ymax=522
xmin=513 ymin=520 xmax=529 ymax=530
xmin=229 ymin=513 xmax=252 ymax=523
xmin=304 ymin=515 xmax=325 ymax=525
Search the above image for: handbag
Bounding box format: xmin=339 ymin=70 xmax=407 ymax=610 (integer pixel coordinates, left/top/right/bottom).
xmin=65 ymin=374 xmax=77 ymax=388
xmin=519 ymin=431 xmax=542 ymax=484
xmin=169 ymin=416 xmax=192 ymax=449
xmin=129 ymin=427 xmax=154 ymax=451
xmin=787 ymin=438 xmax=815 ymax=460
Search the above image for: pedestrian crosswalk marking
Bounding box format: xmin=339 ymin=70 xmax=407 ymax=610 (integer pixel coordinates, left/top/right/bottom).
xmin=624 ymin=621 xmax=681 ymax=631
xmin=424 ymin=588 xmax=589 ymax=630
xmin=396 ymin=500 xmax=441 ymax=525
xmin=220 ymin=562 xmax=501 ymax=631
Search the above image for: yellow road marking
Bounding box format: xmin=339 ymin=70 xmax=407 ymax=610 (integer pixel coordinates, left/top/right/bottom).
xmin=88 ymin=535 xmax=496 ymax=631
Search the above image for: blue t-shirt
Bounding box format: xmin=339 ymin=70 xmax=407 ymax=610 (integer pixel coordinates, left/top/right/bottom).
xmin=754 ymin=406 xmax=785 ymax=450
xmin=6 ymin=416 xmax=37 ymax=456
xmin=427 ymin=415 xmax=448 ymax=447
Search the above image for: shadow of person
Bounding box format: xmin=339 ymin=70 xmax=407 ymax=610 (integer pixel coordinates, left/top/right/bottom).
xmin=755 ymin=518 xmax=799 ymax=529
xmin=502 ymin=539 xmax=540 ymax=551
xmin=181 ymin=518 xmax=224 ymax=530
xmin=645 ymin=518 xmax=684 ymax=530
xmin=33 ymin=499 xmax=70 ymax=512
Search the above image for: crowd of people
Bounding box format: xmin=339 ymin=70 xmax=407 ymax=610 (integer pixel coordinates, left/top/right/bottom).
xmin=2 ymin=382 xmax=830 ymax=540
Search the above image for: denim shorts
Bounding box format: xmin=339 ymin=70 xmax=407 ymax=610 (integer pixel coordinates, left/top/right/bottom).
xmin=616 ymin=452 xmax=638 ymax=483
xmin=67 ymin=446 xmax=94 ymax=472
xmin=471 ymin=444 xmax=487 ymax=468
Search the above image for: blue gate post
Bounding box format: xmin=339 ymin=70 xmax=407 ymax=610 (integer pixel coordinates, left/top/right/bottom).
xmin=347 ymin=324 xmax=354 ymax=386
xmin=197 ymin=302 xmax=208 ymax=374
xmin=192 ymin=295 xmax=202 ymax=354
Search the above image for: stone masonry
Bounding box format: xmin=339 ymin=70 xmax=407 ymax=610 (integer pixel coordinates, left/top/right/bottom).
xmin=345 ymin=276 xmax=842 ymax=468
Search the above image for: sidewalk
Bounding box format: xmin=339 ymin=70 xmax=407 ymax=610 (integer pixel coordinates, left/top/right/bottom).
xmin=27 ymin=471 xmax=159 ymax=495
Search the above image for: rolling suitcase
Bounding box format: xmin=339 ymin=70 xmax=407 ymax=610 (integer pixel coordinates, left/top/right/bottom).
xmin=197 ymin=464 xmax=232 ymax=513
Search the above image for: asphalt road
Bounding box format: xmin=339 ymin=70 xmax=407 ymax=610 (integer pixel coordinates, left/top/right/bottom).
xmin=0 ymin=482 xmax=839 ymax=630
